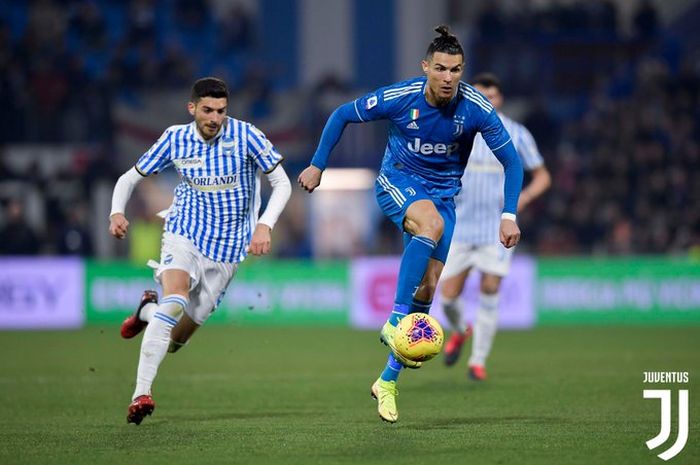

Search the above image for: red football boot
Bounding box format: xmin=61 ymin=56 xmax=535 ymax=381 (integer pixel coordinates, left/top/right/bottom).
xmin=127 ymin=395 xmax=155 ymax=425
xmin=443 ymin=325 xmax=473 ymax=367
xmin=468 ymin=364 xmax=487 ymax=381
xmin=120 ymin=290 xmax=158 ymax=339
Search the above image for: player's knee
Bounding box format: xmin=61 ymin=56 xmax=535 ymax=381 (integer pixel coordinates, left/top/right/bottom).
xmin=480 ymin=276 xmax=501 ymax=294
xmin=419 ymin=215 xmax=444 ymax=241
xmin=159 ymin=294 xmax=188 ymax=318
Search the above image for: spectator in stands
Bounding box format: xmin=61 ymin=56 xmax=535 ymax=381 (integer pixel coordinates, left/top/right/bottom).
xmin=0 ymin=198 xmax=41 ymax=255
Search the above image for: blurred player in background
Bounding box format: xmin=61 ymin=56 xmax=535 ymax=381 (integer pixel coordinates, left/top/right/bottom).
xmin=109 ymin=77 xmax=291 ymax=425
xmin=299 ymin=27 xmax=523 ymax=423
xmin=440 ymin=73 xmax=551 ymax=381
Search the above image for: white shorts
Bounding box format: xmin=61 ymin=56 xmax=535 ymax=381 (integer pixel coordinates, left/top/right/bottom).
xmin=151 ymin=232 xmax=237 ymax=325
xmin=441 ymin=242 xmax=514 ymax=279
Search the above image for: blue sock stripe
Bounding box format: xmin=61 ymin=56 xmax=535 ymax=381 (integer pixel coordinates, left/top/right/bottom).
xmin=161 ymin=295 xmax=188 ymax=308
xmin=153 ymin=312 xmax=178 ymax=326
xmin=411 ymin=299 xmax=432 ymax=314
xmin=380 ymin=353 xmax=403 ymax=382
xmin=393 ymin=304 xmax=409 ymax=314
xmin=413 ymin=236 xmax=437 ymax=249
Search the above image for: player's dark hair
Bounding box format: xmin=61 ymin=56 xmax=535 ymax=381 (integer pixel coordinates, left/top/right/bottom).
xmin=472 ymin=72 xmax=502 ymax=92
xmin=190 ymin=77 xmax=229 ymax=102
xmin=426 ymin=25 xmax=464 ymax=59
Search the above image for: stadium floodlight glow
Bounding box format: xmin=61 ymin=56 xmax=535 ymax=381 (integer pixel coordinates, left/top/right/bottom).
xmin=315 ymin=168 xmax=376 ymax=191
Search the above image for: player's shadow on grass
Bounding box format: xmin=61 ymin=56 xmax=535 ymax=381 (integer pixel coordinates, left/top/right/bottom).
xmin=162 ymin=410 xmax=317 ymax=423
xmin=405 ymin=415 xmax=569 ymax=430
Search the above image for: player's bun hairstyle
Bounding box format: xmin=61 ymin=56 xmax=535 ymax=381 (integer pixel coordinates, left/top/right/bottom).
xmin=191 ymin=77 xmax=229 ymax=102
xmin=472 ymin=72 xmax=502 ymax=92
xmin=426 ymin=25 xmax=464 ymax=59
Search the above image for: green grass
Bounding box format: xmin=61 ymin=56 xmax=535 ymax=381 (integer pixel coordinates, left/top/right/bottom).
xmin=0 ymin=326 xmax=698 ymax=465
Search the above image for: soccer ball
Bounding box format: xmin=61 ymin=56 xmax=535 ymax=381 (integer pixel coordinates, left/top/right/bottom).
xmin=393 ymin=313 xmax=444 ymax=362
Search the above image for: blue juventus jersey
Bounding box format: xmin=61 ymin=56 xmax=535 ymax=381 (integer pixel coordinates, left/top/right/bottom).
xmin=352 ymin=76 xmax=512 ymax=198
xmin=453 ymin=113 xmax=544 ymax=245
xmin=135 ymin=117 xmax=283 ymax=263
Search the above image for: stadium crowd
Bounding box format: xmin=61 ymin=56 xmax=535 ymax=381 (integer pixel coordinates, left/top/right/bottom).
xmin=0 ymin=0 xmax=698 ymax=257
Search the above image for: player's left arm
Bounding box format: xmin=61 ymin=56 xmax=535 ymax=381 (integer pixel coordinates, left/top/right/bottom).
xmin=514 ymin=127 xmax=551 ymax=211
xmin=249 ymin=165 xmax=292 ymax=256
xmin=298 ymin=102 xmax=366 ymax=193
xmin=480 ymin=111 xmax=524 ymax=248
xmin=300 ymin=89 xmax=391 ymax=193
xmin=246 ymin=125 xmax=291 ymax=256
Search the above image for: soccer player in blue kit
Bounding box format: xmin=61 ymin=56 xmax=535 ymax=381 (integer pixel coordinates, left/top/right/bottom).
xmin=298 ymin=26 xmax=523 ymax=423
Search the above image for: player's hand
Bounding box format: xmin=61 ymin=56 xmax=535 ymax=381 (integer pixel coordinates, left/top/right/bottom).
xmin=248 ymin=224 xmax=271 ymax=256
xmin=499 ymin=218 xmax=520 ymax=249
xmin=109 ymin=213 xmax=129 ymax=239
xmin=298 ymin=165 xmax=322 ymax=193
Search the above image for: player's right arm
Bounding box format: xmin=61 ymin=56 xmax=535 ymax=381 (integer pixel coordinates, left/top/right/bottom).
xmin=109 ymin=128 xmax=174 ymax=239
xmin=299 ymin=90 xmax=389 ymax=193
xmin=109 ymin=168 xmax=145 ymax=239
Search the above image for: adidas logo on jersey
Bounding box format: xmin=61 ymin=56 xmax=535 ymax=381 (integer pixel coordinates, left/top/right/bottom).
xmin=407 ymin=138 xmax=459 ymax=156
xmin=406 ymin=121 xmax=419 ymax=130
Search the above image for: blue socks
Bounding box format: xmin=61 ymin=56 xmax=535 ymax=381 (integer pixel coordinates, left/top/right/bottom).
xmin=380 ymin=354 xmax=404 ymax=382
xmin=380 ymin=236 xmax=437 ymax=384
xmin=394 ymin=235 xmax=437 ymax=310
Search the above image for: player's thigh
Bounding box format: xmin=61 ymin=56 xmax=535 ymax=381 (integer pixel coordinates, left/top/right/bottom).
xmin=160 ymin=269 xmax=191 ymax=296
xmin=474 ymin=244 xmax=513 ymax=280
xmin=155 ymin=232 xmax=200 ymax=297
xmin=375 ymin=172 xmax=433 ymax=233
xmin=403 ymin=200 xmax=444 ymax=239
xmin=185 ymin=259 xmax=238 ymax=325
xmin=441 ymin=242 xmax=477 ymax=280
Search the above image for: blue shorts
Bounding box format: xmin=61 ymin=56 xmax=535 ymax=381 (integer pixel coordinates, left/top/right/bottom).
xmin=375 ymin=171 xmax=456 ymax=263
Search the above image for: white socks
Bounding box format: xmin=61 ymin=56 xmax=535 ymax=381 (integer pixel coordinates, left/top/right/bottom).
xmin=468 ymin=292 xmax=499 ymax=367
xmin=139 ymin=302 xmax=157 ymax=323
xmin=132 ymin=295 xmax=188 ymax=400
xmin=442 ymin=296 xmax=468 ymax=333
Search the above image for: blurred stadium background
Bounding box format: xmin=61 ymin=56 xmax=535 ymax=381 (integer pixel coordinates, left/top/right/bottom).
xmin=0 ymin=1 xmax=698 ymax=464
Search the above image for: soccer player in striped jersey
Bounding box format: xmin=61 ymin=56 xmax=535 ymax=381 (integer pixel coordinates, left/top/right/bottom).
xmin=109 ymin=77 xmax=291 ymax=425
xmin=299 ymin=26 xmax=524 ymax=423
xmin=440 ymin=73 xmax=551 ymax=381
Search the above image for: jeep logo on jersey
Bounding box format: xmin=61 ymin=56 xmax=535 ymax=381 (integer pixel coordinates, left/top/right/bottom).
xmin=407 ymin=138 xmax=459 ymax=156
xmin=186 ymin=174 xmax=239 ymax=192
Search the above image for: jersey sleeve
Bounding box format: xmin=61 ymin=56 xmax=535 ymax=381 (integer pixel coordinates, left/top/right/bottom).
xmin=134 ymin=128 xmax=174 ymax=176
xmin=353 ymin=88 xmax=394 ymax=122
xmin=513 ymin=124 xmax=544 ymax=170
xmin=246 ymin=124 xmax=283 ymax=173
xmin=479 ymin=110 xmax=512 ymax=152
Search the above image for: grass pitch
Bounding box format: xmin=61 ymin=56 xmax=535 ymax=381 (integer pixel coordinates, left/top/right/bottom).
xmin=0 ymin=326 xmax=698 ymax=465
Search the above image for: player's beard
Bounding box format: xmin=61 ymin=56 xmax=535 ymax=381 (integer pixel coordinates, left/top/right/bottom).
xmin=432 ymin=84 xmax=456 ymax=106
xmin=198 ymin=121 xmax=220 ymax=140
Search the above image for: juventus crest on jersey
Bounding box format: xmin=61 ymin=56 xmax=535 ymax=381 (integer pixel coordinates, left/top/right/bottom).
xmin=135 ymin=117 xmax=283 ymax=263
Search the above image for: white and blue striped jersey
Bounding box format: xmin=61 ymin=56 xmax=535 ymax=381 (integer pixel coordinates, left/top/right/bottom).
xmin=352 ymin=77 xmax=513 ymax=198
xmin=453 ymin=113 xmax=543 ymax=245
xmin=135 ymin=117 xmax=283 ymax=263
